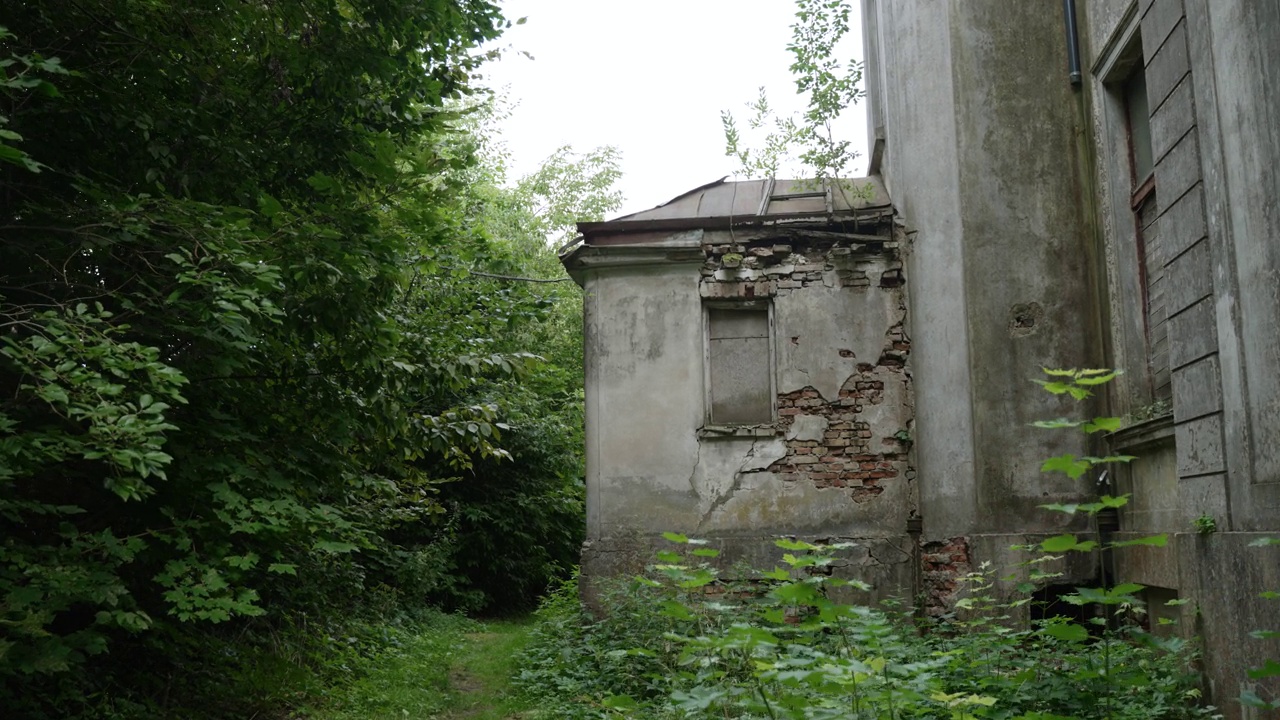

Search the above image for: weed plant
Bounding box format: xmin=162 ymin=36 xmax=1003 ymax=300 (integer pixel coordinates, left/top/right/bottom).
xmin=518 ymin=546 xmax=1216 ymax=720
xmin=518 ymin=370 xmax=1221 ymax=719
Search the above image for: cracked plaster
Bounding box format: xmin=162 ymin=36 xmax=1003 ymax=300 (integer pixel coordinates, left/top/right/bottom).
xmin=786 ymin=414 xmax=830 ymax=442
xmin=775 ymin=280 xmax=905 ymax=400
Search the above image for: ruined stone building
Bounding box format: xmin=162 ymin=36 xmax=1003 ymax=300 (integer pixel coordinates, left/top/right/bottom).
xmin=561 ymin=0 xmax=1278 ymax=714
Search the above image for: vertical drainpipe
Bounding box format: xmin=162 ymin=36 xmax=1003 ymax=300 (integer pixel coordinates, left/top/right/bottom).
xmin=1063 ymin=0 xmax=1119 ymax=609
xmin=1063 ymin=0 xmax=1083 ymax=85
xmin=906 ymin=515 xmax=923 ymax=627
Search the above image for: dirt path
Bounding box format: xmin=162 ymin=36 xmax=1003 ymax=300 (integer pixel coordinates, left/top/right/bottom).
xmin=440 ymin=626 xmax=536 ymax=720
xmin=310 ymin=616 xmax=538 ymax=720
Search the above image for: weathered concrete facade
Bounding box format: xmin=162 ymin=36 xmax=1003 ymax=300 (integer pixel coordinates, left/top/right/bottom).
xmin=862 ymin=0 xmax=1280 ymax=713
xmin=562 ymin=179 xmax=922 ymax=604
xmin=564 ymin=1 xmax=1277 ymax=710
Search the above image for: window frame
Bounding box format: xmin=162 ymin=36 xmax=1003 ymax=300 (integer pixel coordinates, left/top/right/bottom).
xmin=702 ymin=299 xmax=777 ymax=429
xmin=1093 ymin=5 xmax=1172 ymax=407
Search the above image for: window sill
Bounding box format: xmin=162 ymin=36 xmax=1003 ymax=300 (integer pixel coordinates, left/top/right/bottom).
xmin=1106 ymin=412 xmax=1174 ymax=451
xmin=697 ymin=424 xmax=780 ymax=440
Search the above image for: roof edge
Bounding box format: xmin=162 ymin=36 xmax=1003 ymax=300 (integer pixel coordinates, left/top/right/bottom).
xmin=576 ymin=204 xmax=894 ymax=238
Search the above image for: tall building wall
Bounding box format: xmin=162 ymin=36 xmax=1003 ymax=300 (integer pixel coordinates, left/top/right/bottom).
xmin=864 ymin=0 xmax=1101 ymax=545
xmin=865 ymin=0 xmax=1280 ymax=713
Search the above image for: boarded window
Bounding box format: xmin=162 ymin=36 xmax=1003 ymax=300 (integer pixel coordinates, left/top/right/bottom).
xmin=707 ymin=306 xmax=773 ymax=424
xmin=1124 ymin=60 xmax=1171 ymax=400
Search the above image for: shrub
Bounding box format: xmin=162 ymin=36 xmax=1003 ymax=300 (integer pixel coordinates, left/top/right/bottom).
xmin=518 ymin=539 xmax=1218 ymax=720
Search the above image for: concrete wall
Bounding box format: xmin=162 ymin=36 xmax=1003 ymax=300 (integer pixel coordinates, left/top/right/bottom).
xmin=572 ymin=222 xmax=918 ymax=602
xmin=868 ymin=0 xmax=1100 ymax=551
xmin=864 ymin=0 xmax=1280 ymax=712
xmin=581 ymin=260 xmax=705 ymax=538
xmin=1077 ymin=1 xmax=1280 ymax=713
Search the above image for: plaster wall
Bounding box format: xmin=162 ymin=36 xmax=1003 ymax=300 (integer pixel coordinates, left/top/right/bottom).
xmin=576 ymin=227 xmax=917 ymax=601
xmin=1187 ymin=0 xmax=1280 ymax=523
xmin=872 ymin=0 xmax=977 ymax=540
xmin=870 ymin=0 xmax=1097 ymax=543
xmin=582 ymin=263 xmax=705 ymax=538
xmin=950 ymin=0 xmax=1101 ymax=530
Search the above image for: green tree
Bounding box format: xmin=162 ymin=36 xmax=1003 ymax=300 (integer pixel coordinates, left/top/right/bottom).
xmin=392 ymin=107 xmax=621 ymax=612
xmin=0 ymin=2 xmax=543 ymax=715
xmin=721 ymin=0 xmax=864 ymax=183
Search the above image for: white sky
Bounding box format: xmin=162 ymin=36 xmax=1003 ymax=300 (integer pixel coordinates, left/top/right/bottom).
xmin=482 ymin=0 xmax=869 ymax=217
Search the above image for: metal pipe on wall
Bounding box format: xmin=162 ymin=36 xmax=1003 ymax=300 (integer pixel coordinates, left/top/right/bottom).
xmin=1063 ymin=0 xmax=1083 ymax=85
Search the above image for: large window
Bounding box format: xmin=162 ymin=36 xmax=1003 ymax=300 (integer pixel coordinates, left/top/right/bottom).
xmin=705 ymin=303 xmax=774 ymax=425
xmin=1123 ymin=57 xmax=1171 ymax=400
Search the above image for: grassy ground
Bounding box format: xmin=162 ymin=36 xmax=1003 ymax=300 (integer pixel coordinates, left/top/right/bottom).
xmin=310 ymin=615 xmax=538 ymax=720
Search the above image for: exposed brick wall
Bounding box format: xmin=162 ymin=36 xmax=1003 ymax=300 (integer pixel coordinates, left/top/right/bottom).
xmin=921 ymin=536 xmax=971 ymax=616
xmin=771 ymin=381 xmax=908 ymax=501
xmin=698 ymin=228 xmax=914 ymax=511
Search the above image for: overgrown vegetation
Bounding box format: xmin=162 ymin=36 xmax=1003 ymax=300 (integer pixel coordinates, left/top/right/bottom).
xmin=310 ymin=612 xmax=538 ymax=720
xmin=513 ymin=369 xmax=1217 ymax=719
xmin=518 ymin=541 xmax=1214 ymax=720
xmin=1 ymin=2 xmax=612 ymax=716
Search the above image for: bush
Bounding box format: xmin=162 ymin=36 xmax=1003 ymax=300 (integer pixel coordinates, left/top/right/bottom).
xmin=517 ymin=540 xmax=1218 ymax=720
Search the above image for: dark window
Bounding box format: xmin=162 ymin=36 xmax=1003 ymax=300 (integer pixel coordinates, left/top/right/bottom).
xmin=1124 ymin=61 xmax=1170 ymax=400
xmin=707 ymin=305 xmax=773 ymax=424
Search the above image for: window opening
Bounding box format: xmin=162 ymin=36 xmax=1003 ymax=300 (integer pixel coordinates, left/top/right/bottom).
xmin=1122 ymin=57 xmax=1170 ymax=400
xmin=706 ymin=305 xmax=774 ymax=425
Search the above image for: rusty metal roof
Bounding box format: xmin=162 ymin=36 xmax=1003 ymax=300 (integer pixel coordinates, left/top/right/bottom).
xmin=575 ymin=176 xmax=891 ymax=238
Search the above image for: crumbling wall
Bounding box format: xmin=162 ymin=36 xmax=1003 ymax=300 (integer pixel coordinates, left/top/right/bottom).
xmin=574 ymin=219 xmax=958 ymax=609
xmin=689 ymin=228 xmax=920 ymax=587
xmin=701 ymin=232 xmax=913 ymax=509
xmin=921 ymin=536 xmax=972 ymax=616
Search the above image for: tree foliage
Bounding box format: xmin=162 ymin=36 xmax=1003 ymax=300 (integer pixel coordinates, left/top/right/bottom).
xmin=721 ymin=0 xmax=864 ymax=182
xmin=0 ymin=2 xmax=601 ymax=715
xmin=389 ymin=111 xmax=620 ymax=613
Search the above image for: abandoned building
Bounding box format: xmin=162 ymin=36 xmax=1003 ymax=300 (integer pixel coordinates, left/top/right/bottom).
xmin=561 ymin=0 xmax=1278 ymax=715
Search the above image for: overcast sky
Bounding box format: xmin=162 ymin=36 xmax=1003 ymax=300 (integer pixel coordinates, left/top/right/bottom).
xmin=482 ymin=0 xmax=869 ymax=217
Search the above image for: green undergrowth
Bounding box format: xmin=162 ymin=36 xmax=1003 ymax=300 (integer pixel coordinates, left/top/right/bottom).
xmin=515 ymin=557 xmax=1219 ymax=720
xmin=307 ymin=612 xmax=538 ymax=720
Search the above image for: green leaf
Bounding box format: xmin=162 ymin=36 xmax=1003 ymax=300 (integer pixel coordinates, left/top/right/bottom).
xmin=1083 ymin=417 xmax=1123 ymax=433
xmin=267 ymin=563 xmax=297 ymax=576
xmin=1042 ymin=621 xmax=1089 ymax=642
xmin=1040 ymin=534 xmax=1082 ymax=552
xmin=775 ymin=537 xmax=818 ymax=551
xmin=654 ymin=550 xmax=682 ymax=564
xmin=662 ymin=531 xmax=690 ymax=544
xmin=1111 ymin=534 xmax=1168 ymax=548
xmin=1076 ymin=371 xmax=1120 ymax=385
xmin=305 ymin=173 xmax=335 ymax=193
xmin=1097 ymin=494 xmax=1131 ymax=508
xmin=1040 ymin=454 xmax=1092 ymax=479
xmin=1110 ymin=582 xmax=1145 ymax=596
xmin=761 ymin=567 xmax=790 ymax=581
xmin=1249 ymin=537 xmax=1280 ymax=547
xmin=1033 ymin=380 xmax=1073 ymax=395
xmin=602 ymin=695 xmax=638 ymax=710
xmin=659 ymin=600 xmax=695 ymax=620
xmin=258 ymin=193 xmax=283 ymax=218
xmin=690 ymin=548 xmax=720 ymax=557
xmin=1077 ymin=368 xmax=1121 ymax=376
xmin=1248 ymin=659 xmax=1280 ymax=680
